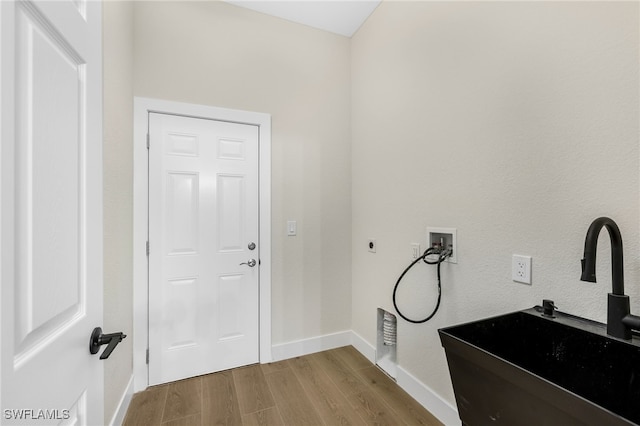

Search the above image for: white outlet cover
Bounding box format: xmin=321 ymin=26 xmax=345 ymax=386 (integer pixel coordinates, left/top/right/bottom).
xmin=512 ymin=254 xmax=532 ymax=284
xmin=368 ymin=239 xmax=376 ymax=253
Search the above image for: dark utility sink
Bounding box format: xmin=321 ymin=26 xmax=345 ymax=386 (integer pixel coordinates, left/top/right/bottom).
xmin=439 ymin=307 xmax=640 ymax=425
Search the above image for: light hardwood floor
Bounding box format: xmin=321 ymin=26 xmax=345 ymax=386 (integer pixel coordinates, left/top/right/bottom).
xmin=123 ymin=345 xmax=443 ymax=426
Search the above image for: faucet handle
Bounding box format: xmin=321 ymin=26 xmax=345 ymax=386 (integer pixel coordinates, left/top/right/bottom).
xmin=542 ymin=299 xmax=557 ymax=318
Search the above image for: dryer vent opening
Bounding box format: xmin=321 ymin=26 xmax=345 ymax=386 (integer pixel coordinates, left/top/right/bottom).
xmin=382 ymin=311 xmax=397 ymax=345
xmin=376 ymin=308 xmax=397 ymax=378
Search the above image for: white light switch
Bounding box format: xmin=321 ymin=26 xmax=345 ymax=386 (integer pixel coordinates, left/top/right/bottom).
xmin=287 ymin=220 xmax=297 ymax=236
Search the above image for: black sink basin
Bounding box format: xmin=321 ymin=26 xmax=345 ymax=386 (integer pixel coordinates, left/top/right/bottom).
xmin=439 ymin=307 xmax=640 ymax=425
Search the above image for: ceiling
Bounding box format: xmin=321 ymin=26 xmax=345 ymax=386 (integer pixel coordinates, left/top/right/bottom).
xmin=222 ymin=0 xmax=382 ymax=37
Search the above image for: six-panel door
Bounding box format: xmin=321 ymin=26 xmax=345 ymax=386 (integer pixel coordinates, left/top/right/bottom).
xmin=148 ymin=113 xmax=260 ymax=385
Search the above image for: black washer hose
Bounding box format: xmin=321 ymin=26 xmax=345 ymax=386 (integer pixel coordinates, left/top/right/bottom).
xmin=392 ymin=247 xmax=451 ymax=324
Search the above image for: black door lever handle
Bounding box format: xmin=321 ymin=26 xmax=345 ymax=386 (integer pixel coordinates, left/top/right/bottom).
xmin=90 ymin=327 xmax=127 ymax=360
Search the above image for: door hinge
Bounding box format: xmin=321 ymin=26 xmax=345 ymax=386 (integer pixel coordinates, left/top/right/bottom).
xmin=146 ymin=349 xmax=149 ymax=364
xmin=146 ymin=241 xmax=150 ymax=256
xmin=146 ymin=133 xmax=150 ymax=149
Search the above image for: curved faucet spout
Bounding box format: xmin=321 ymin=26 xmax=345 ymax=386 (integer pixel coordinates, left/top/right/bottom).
xmin=580 ymin=217 xmax=624 ymax=296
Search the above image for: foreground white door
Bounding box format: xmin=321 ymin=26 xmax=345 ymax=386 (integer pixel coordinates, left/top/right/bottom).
xmin=148 ymin=113 xmax=260 ymax=385
xmin=1 ymin=0 xmax=103 ymax=424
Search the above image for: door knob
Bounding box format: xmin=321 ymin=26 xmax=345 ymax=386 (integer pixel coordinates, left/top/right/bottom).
xmin=90 ymin=327 xmax=127 ymax=360
xmin=248 ymin=242 xmax=256 ymax=250
xmin=240 ymin=259 xmax=257 ymax=267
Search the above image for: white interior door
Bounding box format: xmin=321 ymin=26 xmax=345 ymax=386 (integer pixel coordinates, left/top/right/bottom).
xmin=148 ymin=113 xmax=260 ymax=385
xmin=1 ymin=0 xmax=103 ymax=424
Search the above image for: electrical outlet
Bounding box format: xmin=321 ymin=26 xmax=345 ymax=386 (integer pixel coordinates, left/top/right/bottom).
xmin=512 ymin=255 xmax=532 ymax=284
xmin=368 ymin=239 xmax=377 ymax=253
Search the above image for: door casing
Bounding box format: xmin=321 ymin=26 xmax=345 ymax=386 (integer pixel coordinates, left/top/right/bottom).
xmin=132 ymin=97 xmax=272 ymax=392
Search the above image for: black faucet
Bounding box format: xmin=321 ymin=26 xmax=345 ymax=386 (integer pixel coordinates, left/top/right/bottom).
xmin=580 ymin=217 xmax=640 ymax=340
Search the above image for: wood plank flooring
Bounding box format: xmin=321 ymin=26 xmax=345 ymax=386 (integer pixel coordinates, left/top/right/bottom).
xmin=123 ymin=346 xmax=443 ymax=426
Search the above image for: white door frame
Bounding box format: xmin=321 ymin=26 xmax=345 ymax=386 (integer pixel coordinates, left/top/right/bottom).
xmin=133 ymin=97 xmax=271 ymax=392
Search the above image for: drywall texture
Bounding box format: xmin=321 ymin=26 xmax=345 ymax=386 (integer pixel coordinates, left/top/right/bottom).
xmin=133 ymin=1 xmax=352 ymax=344
xmin=351 ymin=2 xmax=639 ymax=406
xmin=103 ymin=1 xmax=134 ymax=423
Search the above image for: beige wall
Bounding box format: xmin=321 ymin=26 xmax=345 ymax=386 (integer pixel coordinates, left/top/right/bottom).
xmin=103 ymin=1 xmax=134 ymax=424
xmin=132 ymin=1 xmax=353 ymax=344
xmin=103 ymin=2 xmax=352 ymax=422
xmin=102 ymin=0 xmax=639 ymax=421
xmin=351 ymin=1 xmax=639 ymax=405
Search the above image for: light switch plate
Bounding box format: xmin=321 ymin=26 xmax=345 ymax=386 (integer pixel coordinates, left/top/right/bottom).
xmin=411 ymin=243 xmax=421 ymax=259
xmin=287 ymin=220 xmax=297 ymax=236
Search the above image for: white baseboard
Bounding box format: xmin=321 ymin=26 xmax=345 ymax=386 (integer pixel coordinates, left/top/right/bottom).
xmin=268 ymin=329 xmax=459 ymax=425
xmin=350 ymin=330 xmax=375 ymax=363
xmin=270 ymin=330 xmax=352 ymax=361
xmin=397 ymin=365 xmax=460 ymax=426
xmin=348 ymin=331 xmax=460 ymax=426
xmin=109 ymin=374 xmax=134 ymax=426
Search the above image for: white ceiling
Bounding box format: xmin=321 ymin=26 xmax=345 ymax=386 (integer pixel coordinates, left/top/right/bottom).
xmin=222 ymin=0 xmax=382 ymax=37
